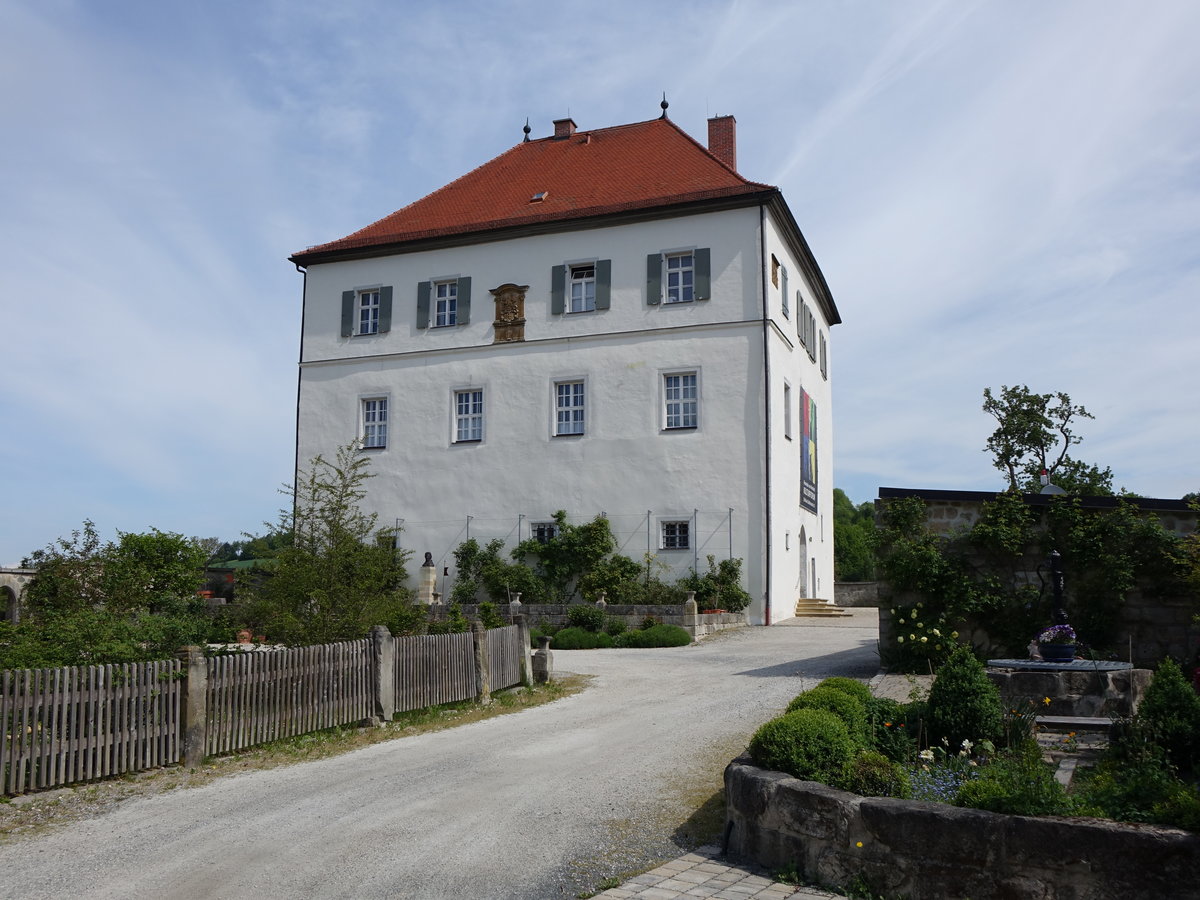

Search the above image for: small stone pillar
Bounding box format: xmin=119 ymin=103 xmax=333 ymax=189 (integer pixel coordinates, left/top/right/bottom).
xmin=418 ymin=551 xmax=437 ymax=605
xmin=595 ymin=591 xmax=607 ymax=609
xmin=472 ymin=621 xmax=492 ymax=704
xmin=533 ymin=635 xmax=554 ymax=684
xmin=177 ymin=645 xmax=208 ymax=769
xmin=682 ymin=592 xmax=699 ymax=638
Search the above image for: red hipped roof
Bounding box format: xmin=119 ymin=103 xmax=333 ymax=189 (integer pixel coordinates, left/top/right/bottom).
xmin=290 ymin=117 xmax=776 ymax=263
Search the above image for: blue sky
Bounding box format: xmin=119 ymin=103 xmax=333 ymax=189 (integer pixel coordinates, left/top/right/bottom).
xmin=2 ymin=0 xmax=1198 ymax=565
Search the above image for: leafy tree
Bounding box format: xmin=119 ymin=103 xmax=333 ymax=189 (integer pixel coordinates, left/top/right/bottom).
xmin=239 ymin=442 xmax=418 ymax=645
xmin=5 ymin=521 xmax=211 ymax=668
xmin=512 ymin=511 xmax=615 ymax=601
xmin=982 ymin=385 xmax=1113 ymax=494
xmin=834 ymin=488 xmax=877 ymax=581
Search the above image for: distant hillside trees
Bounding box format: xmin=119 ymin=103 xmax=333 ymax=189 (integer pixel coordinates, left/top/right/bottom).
xmin=834 ymin=489 xmax=877 ymax=582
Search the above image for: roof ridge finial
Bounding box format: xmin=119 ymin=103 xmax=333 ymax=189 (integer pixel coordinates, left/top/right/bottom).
xmin=522 ymin=117 xmax=531 ymax=143
xmin=660 ymin=92 xmax=669 ymax=119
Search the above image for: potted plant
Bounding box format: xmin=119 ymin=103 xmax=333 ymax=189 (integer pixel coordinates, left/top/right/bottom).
xmin=1037 ymin=624 xmax=1078 ymax=662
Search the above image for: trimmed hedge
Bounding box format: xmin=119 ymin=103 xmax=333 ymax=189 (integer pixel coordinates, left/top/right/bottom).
xmin=748 ymin=708 xmax=856 ymax=783
xmin=786 ymin=687 xmax=869 ymax=747
xmin=615 ymin=624 xmax=692 ymax=648
xmin=816 ymin=676 xmax=873 ymax=707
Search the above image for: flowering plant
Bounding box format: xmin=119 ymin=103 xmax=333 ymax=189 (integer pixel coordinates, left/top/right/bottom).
xmin=1037 ymin=624 xmax=1077 ymax=646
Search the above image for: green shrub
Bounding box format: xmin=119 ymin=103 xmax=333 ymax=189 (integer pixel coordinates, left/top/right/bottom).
xmin=1139 ymin=657 xmax=1200 ymax=774
xmin=1151 ymin=783 xmax=1200 ymax=832
xmin=816 ymin=676 xmax=873 ymax=706
xmin=866 ymin=696 xmax=918 ymax=762
xmin=748 ymin=709 xmax=856 ymax=783
xmin=927 ymin=646 xmax=1003 ymax=748
xmin=954 ymin=746 xmax=1071 ymax=816
xmin=786 ymin=687 xmax=869 ymax=747
xmin=566 ymin=604 xmax=607 ymax=632
xmin=603 ymin=616 xmax=627 ymax=637
xmin=1075 ymin=722 xmax=1183 ymax=825
xmin=842 ymin=750 xmax=912 ymax=798
xmin=676 ymin=555 xmax=752 ymax=613
xmin=477 ymin=601 xmax=506 ymax=630
xmin=427 ymin=602 xmax=470 ymax=634
xmin=615 ymin=624 xmax=692 ymax=648
xmin=551 ymin=626 xmax=614 ymax=650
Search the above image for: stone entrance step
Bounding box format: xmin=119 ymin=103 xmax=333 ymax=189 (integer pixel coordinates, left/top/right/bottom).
xmin=1036 ymin=715 xmax=1114 ymax=734
xmin=793 ymin=597 xmax=851 ymax=617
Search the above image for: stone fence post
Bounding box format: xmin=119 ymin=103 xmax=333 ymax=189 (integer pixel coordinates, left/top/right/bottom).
xmin=514 ymin=614 xmax=533 ymax=687
xmin=532 ymin=635 xmax=554 ymax=684
xmin=177 ymin=645 xmax=207 ymax=769
xmin=471 ymin=621 xmax=492 ymax=705
xmin=370 ymin=624 xmax=395 ymax=723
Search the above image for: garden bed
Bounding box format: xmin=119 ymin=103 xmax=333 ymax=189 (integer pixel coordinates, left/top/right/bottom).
xmin=724 ymin=754 xmax=1200 ymax=900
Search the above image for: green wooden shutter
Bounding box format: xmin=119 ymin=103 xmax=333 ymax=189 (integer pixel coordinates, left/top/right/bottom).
xmin=341 ymin=291 xmax=355 ymax=337
xmin=378 ymin=285 xmax=393 ymax=333
xmin=551 ymin=265 xmax=566 ymax=314
xmin=457 ymin=276 xmax=471 ymax=325
xmin=646 ymin=254 xmax=661 ymax=305
xmin=694 ymin=247 xmax=711 ymax=300
xmin=595 ymin=259 xmax=611 ymax=309
xmin=416 ymin=281 xmax=431 ymax=329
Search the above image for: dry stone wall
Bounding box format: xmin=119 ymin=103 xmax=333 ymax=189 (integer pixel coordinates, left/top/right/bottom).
xmin=725 ymin=756 xmax=1200 ymax=900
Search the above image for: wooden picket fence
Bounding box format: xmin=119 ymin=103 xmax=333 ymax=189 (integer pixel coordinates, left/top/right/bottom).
xmin=2 ymin=623 xmax=528 ymax=796
xmin=393 ymin=632 xmax=476 ymax=712
xmin=1 ymin=660 xmax=181 ymax=796
xmin=205 ymin=640 xmax=373 ymax=756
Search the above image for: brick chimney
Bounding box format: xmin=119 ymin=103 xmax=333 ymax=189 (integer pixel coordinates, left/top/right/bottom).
xmin=707 ymin=115 xmax=737 ymax=171
xmin=553 ymin=117 xmax=577 ymax=139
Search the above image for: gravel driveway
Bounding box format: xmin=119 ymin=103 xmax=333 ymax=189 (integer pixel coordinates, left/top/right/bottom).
xmin=0 ymin=611 xmax=879 ymax=899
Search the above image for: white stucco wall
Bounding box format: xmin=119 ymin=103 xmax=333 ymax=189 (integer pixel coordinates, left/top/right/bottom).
xmin=296 ymin=202 xmax=835 ymax=624
xmin=759 ymin=211 xmax=836 ymax=624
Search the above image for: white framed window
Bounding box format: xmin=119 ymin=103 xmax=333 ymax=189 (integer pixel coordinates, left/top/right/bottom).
xmin=665 ymin=252 xmax=694 ymax=304
xmin=454 ymin=389 xmax=484 ymax=443
xmin=781 ymin=267 xmax=789 ymax=318
xmin=434 ymin=280 xmax=457 ymax=327
xmin=361 ymin=397 xmax=388 ymax=449
xmin=357 ymin=289 xmax=380 ymax=335
xmin=661 ymin=520 xmax=690 ymax=550
xmin=783 ymin=381 xmax=793 ymax=440
xmin=554 ymin=380 xmax=585 ymax=436
xmin=568 ymin=264 xmax=596 ymax=313
xmin=820 ymin=333 xmax=828 ymax=380
xmin=663 ymin=371 xmax=698 ymax=430
xmin=531 ymin=522 xmax=559 ymax=543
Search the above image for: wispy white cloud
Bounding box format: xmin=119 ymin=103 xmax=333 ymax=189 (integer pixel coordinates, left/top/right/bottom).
xmin=1 ymin=0 xmax=1198 ymax=563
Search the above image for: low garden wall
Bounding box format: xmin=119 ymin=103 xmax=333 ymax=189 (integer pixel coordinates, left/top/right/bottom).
xmin=429 ymin=602 xmax=746 ymax=639
xmin=724 ymin=755 xmax=1200 ymax=900
xmin=833 ymin=582 xmax=879 ymax=608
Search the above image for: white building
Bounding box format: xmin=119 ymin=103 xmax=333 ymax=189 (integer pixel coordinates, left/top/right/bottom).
xmin=290 ymin=111 xmax=840 ymax=625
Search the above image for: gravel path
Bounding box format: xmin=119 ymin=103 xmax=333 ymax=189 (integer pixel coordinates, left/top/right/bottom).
xmin=0 ymin=612 xmax=879 ymax=899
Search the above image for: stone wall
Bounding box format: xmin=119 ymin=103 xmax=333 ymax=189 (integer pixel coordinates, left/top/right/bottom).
xmin=985 ymin=665 xmax=1152 ymax=717
xmin=875 ymin=489 xmax=1199 ymax=667
xmin=724 ymin=756 xmax=1200 ymax=900
xmin=833 ymin=582 xmax=879 ymax=607
xmin=428 ymin=602 xmax=746 ymax=639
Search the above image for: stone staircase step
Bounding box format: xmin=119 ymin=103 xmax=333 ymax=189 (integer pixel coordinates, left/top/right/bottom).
xmin=1036 ymin=715 xmax=1114 ymax=734
xmin=793 ymin=598 xmax=852 ymax=618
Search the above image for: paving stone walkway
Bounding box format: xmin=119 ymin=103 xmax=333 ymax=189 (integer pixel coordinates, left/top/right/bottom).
xmin=594 ymin=846 xmax=844 ymax=899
